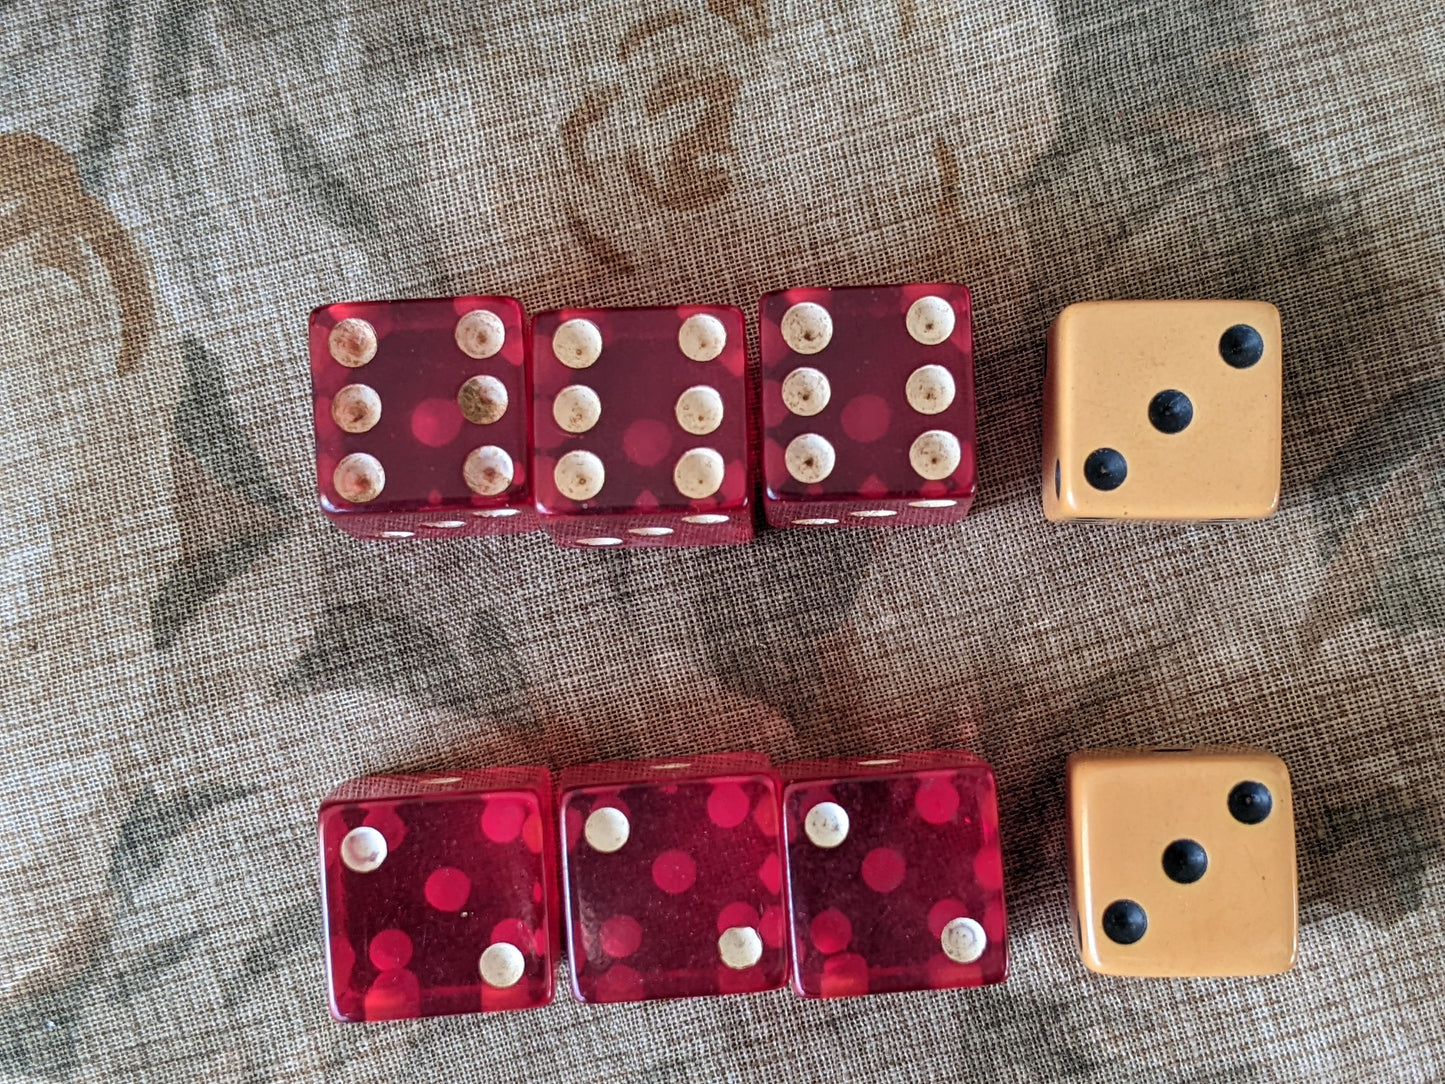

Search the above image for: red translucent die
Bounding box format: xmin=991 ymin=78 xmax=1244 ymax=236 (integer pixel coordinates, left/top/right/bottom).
xmin=780 ymin=751 xmax=1007 ymax=998
xmin=759 ymin=284 xmax=977 ymax=529
xmin=310 ymin=297 xmax=536 ymax=540
xmin=558 ymin=754 xmax=787 ymax=1002
xmin=531 ymin=306 xmax=754 ymax=549
xmin=318 ymin=768 xmax=558 ymax=1021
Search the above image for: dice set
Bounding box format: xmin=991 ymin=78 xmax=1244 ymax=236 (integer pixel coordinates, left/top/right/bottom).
xmin=309 ymin=289 xmax=1282 ymax=543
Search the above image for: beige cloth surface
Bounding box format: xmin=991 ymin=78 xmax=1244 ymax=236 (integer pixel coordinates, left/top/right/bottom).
xmin=1 ymin=0 xmax=1443 ymax=1080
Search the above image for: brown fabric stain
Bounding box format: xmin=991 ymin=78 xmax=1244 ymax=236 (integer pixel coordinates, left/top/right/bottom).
xmin=623 ymin=67 xmax=741 ymax=210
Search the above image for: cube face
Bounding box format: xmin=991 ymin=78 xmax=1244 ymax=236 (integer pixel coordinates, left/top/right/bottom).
xmin=759 ymin=284 xmax=977 ymax=529
xmin=530 ymin=306 xmax=754 ymax=548
xmin=781 ymin=752 xmax=1008 ymax=998
xmin=318 ymin=768 xmax=557 ymax=1021
xmin=1042 ymin=300 xmax=1282 ymax=521
xmin=558 ymin=755 xmax=787 ymax=1002
xmin=1067 ymin=748 xmax=1298 ymax=977
xmin=309 ymin=297 xmax=536 ymax=540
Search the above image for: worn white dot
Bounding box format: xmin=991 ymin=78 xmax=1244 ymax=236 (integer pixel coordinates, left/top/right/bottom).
xmin=718 ymin=926 xmax=764 ymax=970
xmin=334 ymin=453 xmax=385 ymax=503
xmin=905 ymin=364 xmax=957 ymax=415
xmin=909 ymin=430 xmax=963 ymax=480
xmin=629 ymin=527 xmax=674 ymax=537
xmin=421 ymin=520 xmax=466 ymax=529
xmin=857 ymin=759 xmax=900 ymax=766
xmin=678 ymin=313 xmax=727 ymax=362
xmin=675 ymin=385 xmax=724 ymax=435
xmin=553 ymin=385 xmax=602 ymax=433
xmin=652 ymin=762 xmax=692 ymax=771
xmin=454 ymin=309 xmax=506 ymax=359
xmin=793 ymin=518 xmax=839 ymax=525
xmin=906 ymin=296 xmax=956 ymax=345
xmin=804 ymin=801 xmax=849 ymax=848
xmin=474 ymin=507 xmax=520 ymax=518
xmin=584 ymin=807 xmax=630 ymax=852
xmin=674 ymin=448 xmax=725 ymax=499
xmin=377 ymin=530 xmax=414 ymax=539
xmin=329 ymin=317 xmax=377 ymax=367
xmin=577 ymin=537 xmax=623 ymax=547
xmin=555 ymin=450 xmax=605 ymax=501
xmin=340 ymin=826 xmax=387 ymax=873
xmin=331 ymin=383 xmax=381 ymax=434
xmin=479 ymin=942 xmax=526 ymax=988
xmin=785 ymin=433 xmax=836 ymax=484
xmin=553 ymin=318 xmax=602 ymax=369
xmin=940 ymin=917 xmax=987 ymax=964
xmin=781 ymin=302 xmax=833 ymax=355
xmin=682 ymin=513 xmax=729 ymax=525
xmin=463 ymin=446 xmax=515 ymax=496
xmin=781 ymin=367 xmax=831 ymax=417
xmin=457 ymin=375 xmax=509 ymax=425
xmin=909 ymin=499 xmax=958 ymax=508
xmin=850 ymin=509 xmax=898 ymax=518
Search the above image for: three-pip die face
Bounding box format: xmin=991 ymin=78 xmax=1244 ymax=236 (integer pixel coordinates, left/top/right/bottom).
xmin=781 ymin=751 xmax=1008 ymax=997
xmin=1042 ymin=300 xmax=1282 ymax=521
xmin=558 ymin=755 xmax=788 ymax=1002
xmin=531 ymin=306 xmax=754 ymax=548
xmin=309 ymin=297 xmax=535 ymax=538
xmin=318 ymin=768 xmax=559 ymax=1021
xmin=1067 ymin=747 xmax=1298 ymax=977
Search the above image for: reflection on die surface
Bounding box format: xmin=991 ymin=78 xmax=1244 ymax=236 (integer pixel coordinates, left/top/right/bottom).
xmin=309 ymin=297 xmax=536 ymax=539
xmin=759 ymin=284 xmax=978 ymax=529
xmin=557 ymin=755 xmax=788 ymax=1002
xmin=531 ymin=305 xmax=754 ymax=549
xmin=318 ymin=768 xmax=559 ymax=1021
xmin=1042 ymin=300 xmax=1283 ymax=522
xmin=780 ymin=751 xmax=1008 ymax=997
xmin=1066 ymin=747 xmax=1298 ymax=978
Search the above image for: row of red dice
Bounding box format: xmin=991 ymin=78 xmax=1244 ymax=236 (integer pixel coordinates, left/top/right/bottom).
xmin=309 ymin=285 xmax=977 ymax=549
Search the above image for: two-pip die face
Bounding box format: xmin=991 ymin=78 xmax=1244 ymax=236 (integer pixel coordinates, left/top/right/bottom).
xmin=781 ymin=752 xmax=1008 ymax=997
xmin=1042 ymin=300 xmax=1282 ymax=521
xmin=1067 ymin=748 xmax=1298 ymax=977
xmin=309 ymin=298 xmax=535 ymax=538
xmin=760 ymin=284 xmax=978 ymax=528
xmin=531 ymin=306 xmax=754 ymax=548
xmin=318 ymin=768 xmax=559 ymax=1021
xmin=558 ymin=755 xmax=788 ymax=1002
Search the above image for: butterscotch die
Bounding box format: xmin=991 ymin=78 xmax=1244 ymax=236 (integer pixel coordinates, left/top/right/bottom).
xmin=1042 ymin=300 xmax=1282 ymax=521
xmin=1066 ymin=747 xmax=1298 ymax=978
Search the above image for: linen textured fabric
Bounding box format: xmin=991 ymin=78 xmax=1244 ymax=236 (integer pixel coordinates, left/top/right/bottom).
xmin=1 ymin=0 xmax=1442 ymax=1080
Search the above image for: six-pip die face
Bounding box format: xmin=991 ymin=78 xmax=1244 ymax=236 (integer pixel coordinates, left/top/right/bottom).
xmin=309 ymin=297 xmax=535 ymax=539
xmin=531 ymin=305 xmax=754 ymax=548
xmin=760 ymin=284 xmax=978 ymax=528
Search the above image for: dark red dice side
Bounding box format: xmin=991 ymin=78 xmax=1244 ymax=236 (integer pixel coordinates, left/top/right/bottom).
xmin=780 ymin=751 xmax=1007 ymax=998
xmin=558 ymin=755 xmax=787 ymax=1002
xmin=318 ymin=768 xmax=558 ymax=1021
xmin=759 ymin=284 xmax=977 ymax=528
xmin=310 ymin=296 xmax=536 ymax=539
xmin=531 ymin=306 xmax=754 ymax=549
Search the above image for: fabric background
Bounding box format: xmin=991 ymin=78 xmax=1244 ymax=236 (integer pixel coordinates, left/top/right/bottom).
xmin=2 ymin=0 xmax=1443 ymax=1080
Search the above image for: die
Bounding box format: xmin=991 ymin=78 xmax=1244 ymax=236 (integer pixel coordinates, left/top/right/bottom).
xmin=530 ymin=305 xmax=754 ymax=548
xmin=780 ymin=750 xmax=1008 ymax=997
xmin=759 ymin=284 xmax=977 ymax=528
xmin=557 ymin=754 xmax=788 ymax=1001
xmin=318 ymin=767 xmax=559 ymax=1020
xmin=1041 ymin=300 xmax=1283 ymax=521
xmin=1066 ymin=747 xmax=1298 ymax=977
xmin=309 ymin=297 xmax=536 ymax=539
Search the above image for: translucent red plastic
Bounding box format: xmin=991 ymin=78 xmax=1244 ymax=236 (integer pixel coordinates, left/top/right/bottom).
xmin=558 ymin=755 xmax=787 ymax=1001
xmin=309 ymin=297 xmax=536 ymax=539
xmin=318 ymin=768 xmax=558 ymax=1021
xmin=531 ymin=306 xmax=754 ymax=548
xmin=780 ymin=751 xmax=1008 ymax=997
xmin=759 ymin=284 xmax=977 ymax=528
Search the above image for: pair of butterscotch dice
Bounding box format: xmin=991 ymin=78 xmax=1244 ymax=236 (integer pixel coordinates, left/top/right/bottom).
xmin=318 ymin=745 xmax=1296 ymax=1022
xmin=308 ymin=290 xmax=1280 ymax=546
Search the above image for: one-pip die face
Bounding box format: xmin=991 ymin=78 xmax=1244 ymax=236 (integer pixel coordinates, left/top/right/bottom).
xmin=1042 ymin=300 xmax=1282 ymax=521
xmin=1067 ymin=748 xmax=1298 ymax=978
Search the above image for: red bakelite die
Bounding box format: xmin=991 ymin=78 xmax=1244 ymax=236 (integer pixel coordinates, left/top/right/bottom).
xmin=558 ymin=755 xmax=787 ymax=1001
xmin=318 ymin=768 xmax=558 ymax=1021
xmin=309 ymin=297 xmax=536 ymax=539
xmin=531 ymin=306 xmax=754 ymax=548
xmin=759 ymin=284 xmax=977 ymax=528
xmin=780 ymin=751 xmax=1007 ymax=998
